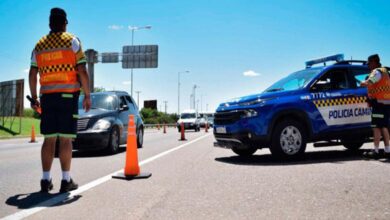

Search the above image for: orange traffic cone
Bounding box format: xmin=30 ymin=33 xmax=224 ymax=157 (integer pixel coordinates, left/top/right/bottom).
xmin=29 ymin=125 xmax=36 ymax=143
xmin=163 ymin=123 xmax=167 ymax=134
xmin=180 ymin=122 xmax=186 ymax=141
xmin=205 ymin=122 xmax=209 ymax=133
xmin=112 ymin=115 xmax=151 ymax=180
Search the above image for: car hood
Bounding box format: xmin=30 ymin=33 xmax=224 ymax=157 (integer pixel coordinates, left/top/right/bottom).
xmin=78 ymin=108 xmax=116 ymax=119
xmin=218 ymin=90 xmax=299 ymax=109
xmin=177 ymin=118 xmax=197 ymax=123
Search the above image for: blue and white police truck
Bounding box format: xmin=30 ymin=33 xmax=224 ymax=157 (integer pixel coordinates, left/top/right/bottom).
xmin=213 ymin=54 xmax=373 ymax=159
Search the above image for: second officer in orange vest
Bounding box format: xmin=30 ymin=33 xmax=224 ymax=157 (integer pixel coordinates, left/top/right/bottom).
xmin=29 ymin=8 xmax=91 ymax=193
xmin=361 ymin=54 xmax=390 ymax=159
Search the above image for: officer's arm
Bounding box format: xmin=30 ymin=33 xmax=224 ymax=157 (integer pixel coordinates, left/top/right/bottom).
xmin=76 ymin=64 xmax=91 ymax=111
xmin=29 ymin=67 xmax=39 ymax=100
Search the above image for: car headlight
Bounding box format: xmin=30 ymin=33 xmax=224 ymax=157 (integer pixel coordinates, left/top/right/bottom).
xmin=242 ymin=109 xmax=258 ymax=118
xmin=91 ymin=119 xmax=111 ymax=131
xmin=239 ymin=98 xmax=264 ymax=106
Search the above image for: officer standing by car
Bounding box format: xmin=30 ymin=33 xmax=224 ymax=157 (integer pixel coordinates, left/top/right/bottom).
xmin=361 ymin=54 xmax=390 ymax=159
xmin=29 ymin=8 xmax=91 ymax=192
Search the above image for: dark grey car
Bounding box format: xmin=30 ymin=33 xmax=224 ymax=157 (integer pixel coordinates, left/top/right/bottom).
xmin=73 ymin=91 xmax=144 ymax=154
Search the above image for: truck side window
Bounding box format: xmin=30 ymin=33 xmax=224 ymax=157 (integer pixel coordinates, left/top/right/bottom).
xmin=125 ymin=96 xmax=137 ymax=111
xmin=313 ymin=69 xmax=350 ymax=91
xmin=350 ymin=68 xmax=370 ymax=88
xmin=119 ymin=96 xmax=127 ymax=108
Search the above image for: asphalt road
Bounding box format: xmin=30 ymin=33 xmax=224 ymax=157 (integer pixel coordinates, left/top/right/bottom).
xmin=1 ymin=128 xmax=390 ymax=220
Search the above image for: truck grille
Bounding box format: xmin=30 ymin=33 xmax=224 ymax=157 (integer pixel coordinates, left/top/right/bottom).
xmin=77 ymin=118 xmax=90 ymax=131
xmin=214 ymin=110 xmax=246 ymax=125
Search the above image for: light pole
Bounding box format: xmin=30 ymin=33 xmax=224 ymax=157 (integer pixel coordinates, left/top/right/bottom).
xmin=163 ymin=101 xmax=168 ymax=114
xmin=128 ymin=25 xmax=152 ymax=97
xmin=192 ymin=84 xmax=198 ymax=111
xmin=135 ymin=91 xmax=141 ymax=110
xmin=178 ymin=70 xmax=190 ymax=115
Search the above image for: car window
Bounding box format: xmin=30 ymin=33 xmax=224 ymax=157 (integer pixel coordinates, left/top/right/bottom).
xmin=313 ymin=69 xmax=351 ymax=91
xmin=350 ymin=68 xmax=370 ymax=88
xmin=119 ymin=96 xmax=127 ymax=108
xmin=125 ymin=96 xmax=138 ymax=110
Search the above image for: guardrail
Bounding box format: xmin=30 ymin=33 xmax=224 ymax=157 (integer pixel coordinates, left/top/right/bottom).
xmin=144 ymin=124 xmax=177 ymax=129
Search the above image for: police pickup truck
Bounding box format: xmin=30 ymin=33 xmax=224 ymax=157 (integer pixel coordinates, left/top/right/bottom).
xmin=214 ymin=54 xmax=374 ymax=159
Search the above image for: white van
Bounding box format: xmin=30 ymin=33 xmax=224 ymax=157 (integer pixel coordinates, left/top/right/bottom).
xmin=177 ymin=109 xmax=201 ymax=132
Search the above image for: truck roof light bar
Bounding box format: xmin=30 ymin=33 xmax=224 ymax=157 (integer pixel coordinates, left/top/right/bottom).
xmin=305 ymin=54 xmax=344 ymax=68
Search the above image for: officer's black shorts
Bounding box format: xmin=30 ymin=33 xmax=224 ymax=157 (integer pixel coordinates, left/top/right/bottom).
xmin=371 ymin=100 xmax=390 ymax=128
xmin=40 ymin=92 xmax=79 ymax=138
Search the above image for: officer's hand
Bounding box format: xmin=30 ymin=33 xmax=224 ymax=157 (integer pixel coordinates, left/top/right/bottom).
xmin=360 ymin=81 xmax=368 ymax=87
xmin=83 ymin=96 xmax=91 ymax=112
xmin=30 ymin=99 xmax=40 ymax=112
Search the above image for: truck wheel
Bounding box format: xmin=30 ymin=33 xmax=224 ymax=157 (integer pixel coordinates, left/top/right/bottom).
xmin=107 ymin=127 xmax=120 ymax=154
xmin=232 ymin=146 xmax=257 ymax=157
xmin=270 ymin=119 xmax=306 ymax=159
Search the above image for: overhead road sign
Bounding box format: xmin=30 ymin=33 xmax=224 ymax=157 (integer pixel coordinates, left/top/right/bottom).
xmin=122 ymin=45 xmax=158 ymax=69
xmin=102 ymin=52 xmax=119 ymax=63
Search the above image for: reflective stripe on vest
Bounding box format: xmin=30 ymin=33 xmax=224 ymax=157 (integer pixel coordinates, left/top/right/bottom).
xmin=34 ymin=32 xmax=79 ymax=94
xmin=368 ymin=67 xmax=390 ymax=101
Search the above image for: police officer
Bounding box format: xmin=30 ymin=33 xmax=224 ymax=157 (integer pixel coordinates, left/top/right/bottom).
xmin=29 ymin=8 xmax=91 ymax=192
xmin=361 ymin=54 xmax=390 ymax=159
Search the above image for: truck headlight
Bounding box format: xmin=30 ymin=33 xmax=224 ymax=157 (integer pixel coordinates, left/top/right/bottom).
xmin=242 ymin=109 xmax=258 ymax=118
xmin=239 ymin=98 xmax=264 ymax=106
xmin=91 ymin=119 xmax=111 ymax=131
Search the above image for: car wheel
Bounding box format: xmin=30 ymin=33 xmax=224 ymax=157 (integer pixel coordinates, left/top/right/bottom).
xmin=232 ymin=146 xmax=257 ymax=157
xmin=270 ymin=119 xmax=307 ymax=159
xmin=137 ymin=127 xmax=144 ymax=148
xmin=342 ymin=138 xmax=365 ymax=151
xmin=107 ymin=127 xmax=120 ymax=154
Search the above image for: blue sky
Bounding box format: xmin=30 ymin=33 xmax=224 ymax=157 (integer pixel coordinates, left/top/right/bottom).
xmin=0 ymin=0 xmax=389 ymax=113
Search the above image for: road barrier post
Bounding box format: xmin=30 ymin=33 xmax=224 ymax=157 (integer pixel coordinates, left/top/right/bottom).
xmin=29 ymin=125 xmax=36 ymax=143
xmin=163 ymin=123 xmax=166 ymax=134
xmin=180 ymin=122 xmax=186 ymax=141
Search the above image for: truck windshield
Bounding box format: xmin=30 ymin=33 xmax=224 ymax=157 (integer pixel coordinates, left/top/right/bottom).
xmin=78 ymin=94 xmax=116 ymax=110
xmin=181 ymin=113 xmax=196 ymax=119
xmin=264 ymin=68 xmax=323 ymax=93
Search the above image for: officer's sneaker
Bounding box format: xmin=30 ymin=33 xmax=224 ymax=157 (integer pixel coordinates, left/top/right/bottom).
xmin=40 ymin=179 xmax=53 ymax=193
xmin=59 ymin=178 xmax=78 ymax=193
xmin=362 ymin=150 xmax=381 ymax=160
xmin=384 ymin=151 xmax=390 ymax=159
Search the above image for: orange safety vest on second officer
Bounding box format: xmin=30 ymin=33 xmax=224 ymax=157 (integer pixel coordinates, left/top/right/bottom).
xmin=34 ymin=32 xmax=82 ymax=94
xmin=367 ymin=67 xmax=390 ymax=102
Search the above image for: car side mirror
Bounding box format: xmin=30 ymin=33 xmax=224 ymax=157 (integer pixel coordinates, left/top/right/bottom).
xmin=119 ymin=105 xmax=129 ymax=111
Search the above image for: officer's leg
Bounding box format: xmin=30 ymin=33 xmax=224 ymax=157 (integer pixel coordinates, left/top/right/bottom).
xmin=58 ymin=137 xmax=72 ymax=172
xmin=381 ymin=127 xmax=390 ymax=147
xmin=41 ymin=137 xmax=57 ymax=171
xmin=373 ymin=128 xmax=381 ymax=149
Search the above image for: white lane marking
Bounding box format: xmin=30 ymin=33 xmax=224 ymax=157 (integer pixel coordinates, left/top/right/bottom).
xmin=1 ymin=133 xmax=212 ymax=220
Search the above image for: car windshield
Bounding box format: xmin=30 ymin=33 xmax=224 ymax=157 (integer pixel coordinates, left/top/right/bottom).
xmin=264 ymin=68 xmax=323 ymax=93
xmin=78 ymin=94 xmax=116 ymax=110
xmin=181 ymin=113 xmax=196 ymax=119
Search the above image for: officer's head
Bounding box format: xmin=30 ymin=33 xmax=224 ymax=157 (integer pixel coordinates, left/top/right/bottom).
xmin=49 ymin=8 xmax=68 ymax=33
xmin=367 ymin=54 xmax=381 ymax=70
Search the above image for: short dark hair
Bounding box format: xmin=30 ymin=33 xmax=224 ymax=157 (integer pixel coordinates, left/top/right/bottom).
xmin=49 ymin=8 xmax=68 ymax=32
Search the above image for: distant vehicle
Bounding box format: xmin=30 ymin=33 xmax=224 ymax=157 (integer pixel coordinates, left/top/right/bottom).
xmin=73 ymin=91 xmax=144 ymax=154
xmin=207 ymin=116 xmax=214 ymax=127
xmin=214 ymin=54 xmax=375 ymax=159
xmin=177 ymin=109 xmax=201 ymax=132
xmin=200 ymin=112 xmax=214 ymax=127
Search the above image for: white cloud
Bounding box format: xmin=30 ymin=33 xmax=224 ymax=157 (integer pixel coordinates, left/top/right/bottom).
xmin=243 ymin=70 xmax=260 ymax=77
xmin=122 ymin=81 xmax=131 ymax=85
xmin=108 ymin=25 xmax=124 ymax=30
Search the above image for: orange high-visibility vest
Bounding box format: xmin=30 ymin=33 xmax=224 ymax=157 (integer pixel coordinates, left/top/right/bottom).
xmin=367 ymin=67 xmax=390 ymax=101
xmin=35 ymin=32 xmax=80 ymax=94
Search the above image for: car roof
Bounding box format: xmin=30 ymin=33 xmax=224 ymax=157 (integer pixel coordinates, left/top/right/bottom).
xmin=89 ymin=90 xmax=130 ymax=96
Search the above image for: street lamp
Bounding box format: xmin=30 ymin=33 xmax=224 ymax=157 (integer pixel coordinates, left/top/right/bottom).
xmin=178 ymin=70 xmax=190 ymax=115
xmin=128 ymin=25 xmax=152 ymax=97
xmin=192 ymin=84 xmax=199 ymax=111
xmin=135 ymin=90 xmax=141 ymax=110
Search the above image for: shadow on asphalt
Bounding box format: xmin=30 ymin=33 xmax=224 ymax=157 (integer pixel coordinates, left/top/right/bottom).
xmin=5 ymin=191 xmax=81 ymax=210
xmin=215 ymin=149 xmax=390 ymax=166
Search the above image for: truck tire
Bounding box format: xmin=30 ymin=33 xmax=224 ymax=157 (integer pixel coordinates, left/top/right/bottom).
xmin=232 ymin=146 xmax=257 ymax=157
xmin=270 ymin=119 xmax=307 ymax=159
